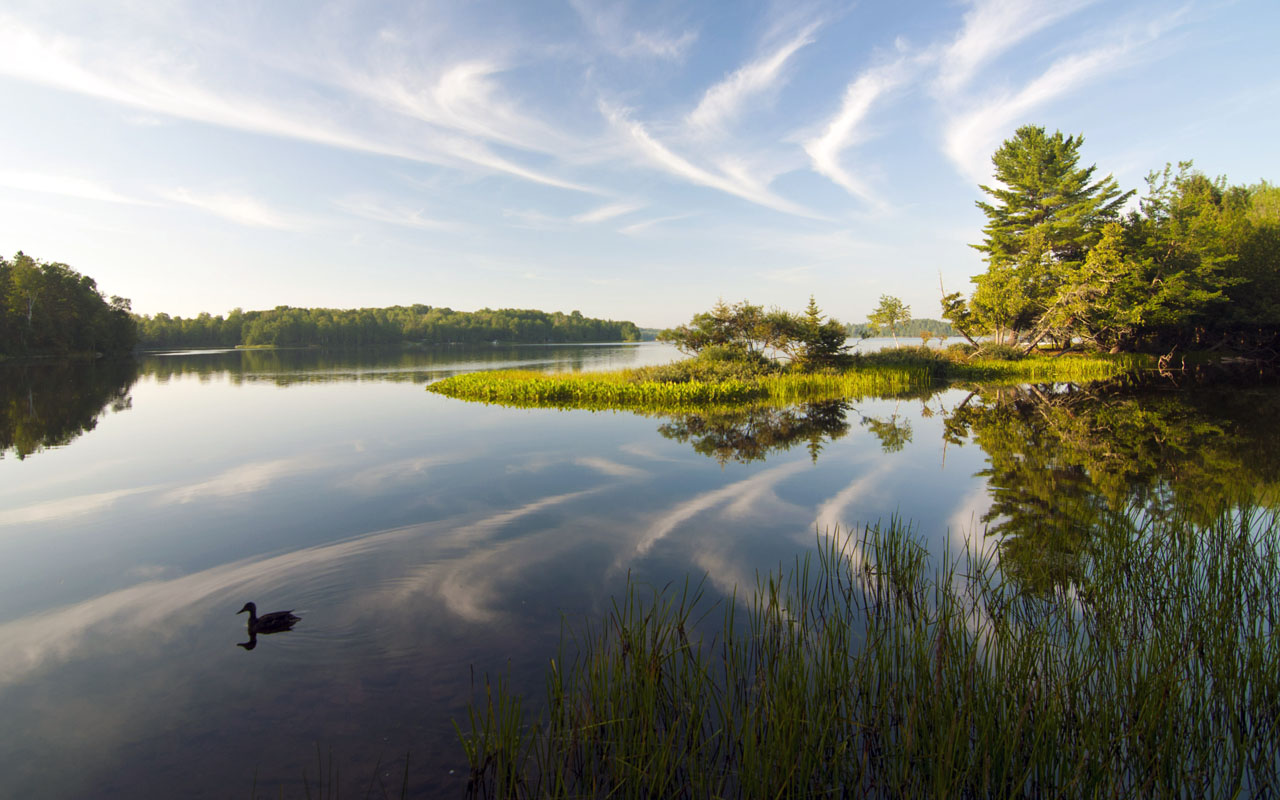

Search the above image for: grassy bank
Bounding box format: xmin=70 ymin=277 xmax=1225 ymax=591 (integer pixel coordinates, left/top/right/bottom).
xmin=426 ymin=349 xmax=1146 ymax=411
xmin=457 ymin=513 xmax=1279 ymax=798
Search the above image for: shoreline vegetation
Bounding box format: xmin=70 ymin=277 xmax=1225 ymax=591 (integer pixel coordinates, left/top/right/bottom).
xmin=427 ymin=344 xmax=1151 ymax=412
xmin=134 ymin=305 xmax=641 ymax=350
xmin=457 ymin=515 xmax=1279 ymax=798
xmin=427 ymin=297 xmax=1157 ymax=413
xmin=0 ymin=252 xmax=137 ymax=359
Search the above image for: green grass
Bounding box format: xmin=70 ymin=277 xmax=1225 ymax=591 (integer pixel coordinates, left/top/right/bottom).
xmin=426 ymin=369 xmax=766 ymax=411
xmin=456 ymin=513 xmax=1280 ymax=798
xmin=426 ymin=350 xmax=1147 ymax=411
xmin=948 ymin=353 xmax=1150 ymax=383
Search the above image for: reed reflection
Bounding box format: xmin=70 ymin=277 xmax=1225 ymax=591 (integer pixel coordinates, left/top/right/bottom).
xmin=0 ymin=359 xmax=136 ymax=460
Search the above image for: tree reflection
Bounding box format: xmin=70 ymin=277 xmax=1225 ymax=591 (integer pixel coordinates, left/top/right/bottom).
xmin=944 ymin=376 xmax=1280 ymax=592
xmin=859 ymin=409 xmax=913 ymax=453
xmin=657 ymin=401 xmax=853 ymax=465
xmin=0 ymin=359 xmax=137 ymax=459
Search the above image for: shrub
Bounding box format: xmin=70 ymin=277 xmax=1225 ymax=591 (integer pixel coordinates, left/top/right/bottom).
xmin=973 ymin=342 xmax=1024 ymax=361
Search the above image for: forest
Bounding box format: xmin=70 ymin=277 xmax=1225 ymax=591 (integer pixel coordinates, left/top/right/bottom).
xmin=0 ymin=252 xmax=137 ymax=358
xmin=134 ymin=304 xmax=641 ymax=349
xmin=846 ymin=318 xmax=956 ymax=340
xmin=944 ymin=126 xmax=1280 ymax=354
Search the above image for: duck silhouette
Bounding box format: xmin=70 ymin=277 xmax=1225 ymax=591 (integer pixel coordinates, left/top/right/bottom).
xmin=237 ymin=601 xmax=300 ymax=636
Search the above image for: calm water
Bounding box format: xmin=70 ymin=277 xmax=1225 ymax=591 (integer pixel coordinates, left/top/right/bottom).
xmin=1 ymin=343 xmax=1275 ymax=798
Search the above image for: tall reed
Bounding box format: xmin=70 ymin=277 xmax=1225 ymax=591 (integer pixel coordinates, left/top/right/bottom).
xmin=457 ymin=512 xmax=1279 ymax=798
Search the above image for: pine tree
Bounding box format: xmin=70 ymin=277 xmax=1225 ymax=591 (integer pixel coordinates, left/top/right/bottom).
xmin=970 ymin=125 xmax=1131 ymax=347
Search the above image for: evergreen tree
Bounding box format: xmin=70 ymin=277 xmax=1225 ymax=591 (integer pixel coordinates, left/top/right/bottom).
xmin=968 ymin=125 xmax=1131 ymax=348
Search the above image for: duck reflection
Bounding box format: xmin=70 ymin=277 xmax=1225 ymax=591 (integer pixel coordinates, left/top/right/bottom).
xmin=236 ymin=601 xmax=300 ymax=650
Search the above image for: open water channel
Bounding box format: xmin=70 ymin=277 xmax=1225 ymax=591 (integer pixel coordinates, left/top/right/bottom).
xmin=1 ymin=342 xmax=1276 ymax=797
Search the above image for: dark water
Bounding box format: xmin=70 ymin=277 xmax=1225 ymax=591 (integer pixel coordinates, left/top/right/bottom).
xmin=1 ymin=344 xmax=1276 ymax=798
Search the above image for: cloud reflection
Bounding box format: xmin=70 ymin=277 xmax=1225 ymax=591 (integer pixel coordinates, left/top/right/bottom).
xmin=0 ymin=487 xmax=152 ymax=526
xmin=160 ymin=456 xmax=327 ymax=503
xmin=629 ymin=461 xmax=809 ymax=561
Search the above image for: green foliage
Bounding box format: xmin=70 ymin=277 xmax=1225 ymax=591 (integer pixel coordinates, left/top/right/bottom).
xmin=866 ymin=294 xmax=911 ymax=344
xmin=633 ymin=347 xmax=780 ymax=384
xmin=846 ymin=318 xmax=956 ymax=339
xmin=135 ymin=305 xmax=641 ymax=349
xmin=658 ymin=297 xmax=850 ymax=371
xmin=0 ymin=251 xmax=137 ymax=357
xmin=426 ymin=350 xmax=1139 ymax=413
xmin=427 ymin=369 xmax=766 ymax=410
xmin=458 ymin=515 xmax=1280 ymax=797
xmin=954 ymin=128 xmax=1280 ymax=353
xmin=967 ymin=125 xmax=1131 ymax=347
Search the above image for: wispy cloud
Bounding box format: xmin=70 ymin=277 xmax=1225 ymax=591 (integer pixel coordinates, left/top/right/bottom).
xmin=161 ymin=188 xmax=306 ymax=230
xmin=0 ymin=16 xmax=596 ymax=194
xmin=623 ymin=29 xmax=698 ymax=59
xmin=572 ymin=202 xmax=642 ymax=224
xmin=602 ymin=102 xmax=816 ymax=217
xmin=0 ymin=170 xmax=146 ymax=205
xmin=804 ymin=60 xmax=907 ymax=203
xmin=334 ymin=195 xmax=459 ymax=232
xmin=336 ymin=59 xmax=598 ymax=192
xmin=944 ymin=42 xmax=1141 ymax=184
xmin=934 ymin=0 xmax=1097 ymax=96
xmin=569 ymin=0 xmax=697 ymax=60
xmin=618 ymin=212 xmax=697 ymax=235
xmin=687 ymin=22 xmax=820 ymax=136
xmin=940 ymin=7 xmax=1187 ymax=184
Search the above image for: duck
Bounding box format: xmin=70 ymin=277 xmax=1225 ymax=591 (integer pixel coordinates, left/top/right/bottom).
xmin=237 ymin=601 xmax=300 ymax=634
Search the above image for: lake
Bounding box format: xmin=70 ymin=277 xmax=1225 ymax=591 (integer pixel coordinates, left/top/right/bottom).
xmin=1 ymin=342 xmax=1276 ymax=798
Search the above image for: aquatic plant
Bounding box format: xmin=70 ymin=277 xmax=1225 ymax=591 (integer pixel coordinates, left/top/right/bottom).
xmin=425 ymin=351 xmax=1146 ymax=412
xmin=457 ymin=513 xmax=1280 ymax=798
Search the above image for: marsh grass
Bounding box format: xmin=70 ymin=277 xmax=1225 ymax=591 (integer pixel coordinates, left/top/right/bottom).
xmin=949 ymin=353 xmax=1150 ymax=384
xmin=457 ymin=514 xmax=1279 ymax=798
xmin=425 ymin=350 xmax=1145 ymax=412
xmin=426 ymin=369 xmax=764 ymax=411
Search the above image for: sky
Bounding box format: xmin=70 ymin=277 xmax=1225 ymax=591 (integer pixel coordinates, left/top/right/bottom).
xmin=1 ymin=0 xmax=1277 ymax=328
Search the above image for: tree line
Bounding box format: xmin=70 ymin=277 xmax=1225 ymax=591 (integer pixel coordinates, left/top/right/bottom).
xmin=944 ymin=125 xmax=1280 ymax=354
xmin=847 ymin=317 xmax=957 ymax=341
xmin=135 ymin=305 xmax=641 ymax=349
xmin=0 ymin=252 xmax=137 ymax=358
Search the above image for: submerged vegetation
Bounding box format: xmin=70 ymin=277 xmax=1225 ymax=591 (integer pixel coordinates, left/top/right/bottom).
xmin=458 ymin=515 xmax=1280 ymax=798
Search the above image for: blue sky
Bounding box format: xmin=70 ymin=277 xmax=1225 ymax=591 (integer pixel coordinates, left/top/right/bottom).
xmin=1 ymin=0 xmax=1277 ymax=328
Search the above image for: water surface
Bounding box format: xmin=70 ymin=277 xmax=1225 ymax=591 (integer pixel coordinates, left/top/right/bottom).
xmin=1 ymin=342 xmax=1274 ymax=797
